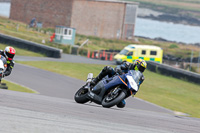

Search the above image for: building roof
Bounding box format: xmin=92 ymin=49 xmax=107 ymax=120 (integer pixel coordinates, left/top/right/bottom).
xmin=56 ymin=26 xmax=76 ymax=30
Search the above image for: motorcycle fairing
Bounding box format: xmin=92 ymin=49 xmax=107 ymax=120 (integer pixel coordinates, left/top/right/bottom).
xmin=104 ymin=75 xmax=124 ymax=90
xmin=87 ymin=81 xmax=106 ymax=104
xmin=88 ymin=75 xmax=125 ymax=104
xmin=92 ymin=81 xmax=105 ymax=94
xmin=126 ymin=75 xmax=138 ymax=91
xmin=87 ymin=70 xmax=142 ymax=104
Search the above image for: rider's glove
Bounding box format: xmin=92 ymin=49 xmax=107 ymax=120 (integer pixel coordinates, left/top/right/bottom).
xmin=115 ymin=68 xmax=123 ymax=75
xmin=0 ymin=72 xmax=4 ymax=77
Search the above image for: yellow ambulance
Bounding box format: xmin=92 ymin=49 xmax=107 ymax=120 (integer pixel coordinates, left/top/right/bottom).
xmin=114 ymin=44 xmax=163 ymax=64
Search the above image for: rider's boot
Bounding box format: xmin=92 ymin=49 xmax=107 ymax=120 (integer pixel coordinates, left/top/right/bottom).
xmin=90 ymin=72 xmax=104 ymax=86
xmin=91 ymin=66 xmax=114 ymax=86
xmin=117 ymin=99 xmax=126 ymax=108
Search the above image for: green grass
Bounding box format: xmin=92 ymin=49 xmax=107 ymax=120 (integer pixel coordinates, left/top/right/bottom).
xmin=17 ymin=61 xmax=200 ymax=118
xmin=2 ymin=79 xmax=37 ymax=93
xmin=0 ymin=43 xmax=43 ymax=93
xmin=137 ymin=70 xmax=200 ymax=118
xmin=17 ymin=61 xmax=106 ymax=80
xmin=127 ymin=0 xmax=200 ymax=12
xmin=1 ymin=16 xmax=200 ymax=59
xmin=0 ymin=43 xmax=46 ymax=57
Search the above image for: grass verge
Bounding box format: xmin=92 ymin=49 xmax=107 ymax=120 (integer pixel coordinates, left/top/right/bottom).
xmin=0 ymin=43 xmax=46 ymax=57
xmin=1 ymin=16 xmax=200 ymax=58
xmin=127 ymin=0 xmax=200 ymax=13
xmin=17 ymin=61 xmax=200 ymax=118
xmin=2 ymin=79 xmax=37 ymax=93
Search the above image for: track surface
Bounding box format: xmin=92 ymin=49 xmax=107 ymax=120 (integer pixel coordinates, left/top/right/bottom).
xmin=0 ymin=89 xmax=200 ymax=133
xmin=1 ymin=54 xmax=200 ymax=132
xmin=6 ymin=55 xmax=173 ymax=113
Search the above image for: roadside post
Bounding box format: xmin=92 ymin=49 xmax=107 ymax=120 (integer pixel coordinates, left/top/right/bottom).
xmin=190 ymin=50 xmax=193 ymax=71
xmin=198 ymin=52 xmax=200 ymax=73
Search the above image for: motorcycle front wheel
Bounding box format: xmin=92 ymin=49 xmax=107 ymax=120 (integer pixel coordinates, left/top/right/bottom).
xmin=74 ymin=86 xmax=90 ymax=104
xmin=101 ymin=89 xmax=126 ymax=108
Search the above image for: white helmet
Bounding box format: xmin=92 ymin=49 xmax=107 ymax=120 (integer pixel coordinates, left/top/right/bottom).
xmin=4 ymin=46 xmax=16 ymax=61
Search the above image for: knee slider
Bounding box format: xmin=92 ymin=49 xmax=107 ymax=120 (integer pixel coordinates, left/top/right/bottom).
xmin=107 ymin=66 xmax=113 ymax=72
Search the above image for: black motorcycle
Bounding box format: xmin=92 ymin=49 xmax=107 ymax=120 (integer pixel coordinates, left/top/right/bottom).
xmin=74 ymin=70 xmax=143 ymax=108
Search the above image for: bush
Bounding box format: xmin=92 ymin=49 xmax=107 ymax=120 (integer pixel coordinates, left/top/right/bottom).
xmin=57 ymin=44 xmax=71 ymax=54
xmin=169 ymin=44 xmax=178 ymax=48
xmin=76 ymin=42 xmax=81 ymax=46
xmin=79 ymin=48 xmax=88 ymax=56
xmin=191 ymin=66 xmax=197 ymax=73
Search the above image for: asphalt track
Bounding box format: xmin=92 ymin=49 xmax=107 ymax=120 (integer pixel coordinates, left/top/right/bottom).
xmin=6 ymin=54 xmax=173 ymax=113
xmin=1 ymin=54 xmax=200 ymax=132
xmin=0 ymin=89 xmax=200 ymax=133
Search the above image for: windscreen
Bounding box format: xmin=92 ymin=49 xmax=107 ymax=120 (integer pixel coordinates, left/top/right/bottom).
xmin=119 ymin=49 xmax=128 ymax=55
xmin=129 ymin=70 xmax=143 ymax=85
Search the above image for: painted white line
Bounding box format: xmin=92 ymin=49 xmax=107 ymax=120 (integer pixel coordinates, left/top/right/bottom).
xmin=135 ymin=97 xmax=190 ymax=116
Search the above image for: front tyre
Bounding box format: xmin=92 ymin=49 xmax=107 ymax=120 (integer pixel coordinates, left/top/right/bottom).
xmin=74 ymin=86 xmax=90 ymax=104
xmin=102 ymin=89 xmax=126 ymax=108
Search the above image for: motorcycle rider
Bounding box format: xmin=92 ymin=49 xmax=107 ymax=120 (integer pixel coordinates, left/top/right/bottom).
xmin=0 ymin=46 xmax=16 ymax=83
xmin=91 ymin=59 xmax=147 ymax=108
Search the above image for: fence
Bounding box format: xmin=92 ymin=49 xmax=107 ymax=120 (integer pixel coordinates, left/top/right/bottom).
xmin=87 ymin=50 xmax=120 ymax=61
xmin=0 ymin=33 xmax=62 ymax=58
xmin=147 ymin=61 xmax=200 ymax=85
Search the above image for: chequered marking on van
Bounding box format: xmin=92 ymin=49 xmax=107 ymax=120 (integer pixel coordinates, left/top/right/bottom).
xmin=127 ymin=56 xmax=132 ymax=59
xmin=129 ymin=57 xmax=161 ymax=63
xmin=150 ymin=58 xmax=155 ymax=61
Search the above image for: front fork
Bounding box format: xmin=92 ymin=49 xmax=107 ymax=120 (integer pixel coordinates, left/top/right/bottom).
xmin=108 ymin=86 xmax=128 ymax=99
xmin=110 ymin=87 xmax=121 ymax=96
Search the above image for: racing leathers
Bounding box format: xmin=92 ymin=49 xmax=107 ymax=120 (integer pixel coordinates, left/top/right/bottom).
xmin=91 ymin=61 xmax=145 ymax=108
xmin=0 ymin=50 xmax=15 ymax=77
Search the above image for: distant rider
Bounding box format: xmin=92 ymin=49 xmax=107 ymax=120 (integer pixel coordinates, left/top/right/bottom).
xmin=91 ymin=59 xmax=147 ymax=108
xmin=0 ymin=46 xmax=16 ymax=82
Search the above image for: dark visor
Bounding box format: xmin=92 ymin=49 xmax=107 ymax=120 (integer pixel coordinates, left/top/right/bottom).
xmin=6 ymin=52 xmax=15 ymax=59
xmin=138 ymin=65 xmax=145 ymax=72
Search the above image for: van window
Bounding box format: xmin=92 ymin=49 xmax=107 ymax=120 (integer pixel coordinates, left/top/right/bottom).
xmin=119 ymin=49 xmax=128 ymax=55
xmin=150 ymin=51 xmax=157 ymax=55
xmin=141 ymin=50 xmax=146 ymax=55
xmin=127 ymin=52 xmax=133 ymax=56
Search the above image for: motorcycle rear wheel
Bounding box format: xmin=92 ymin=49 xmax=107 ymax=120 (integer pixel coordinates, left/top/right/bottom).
xmin=102 ymin=89 xmax=126 ymax=108
xmin=74 ymin=86 xmax=90 ymax=104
